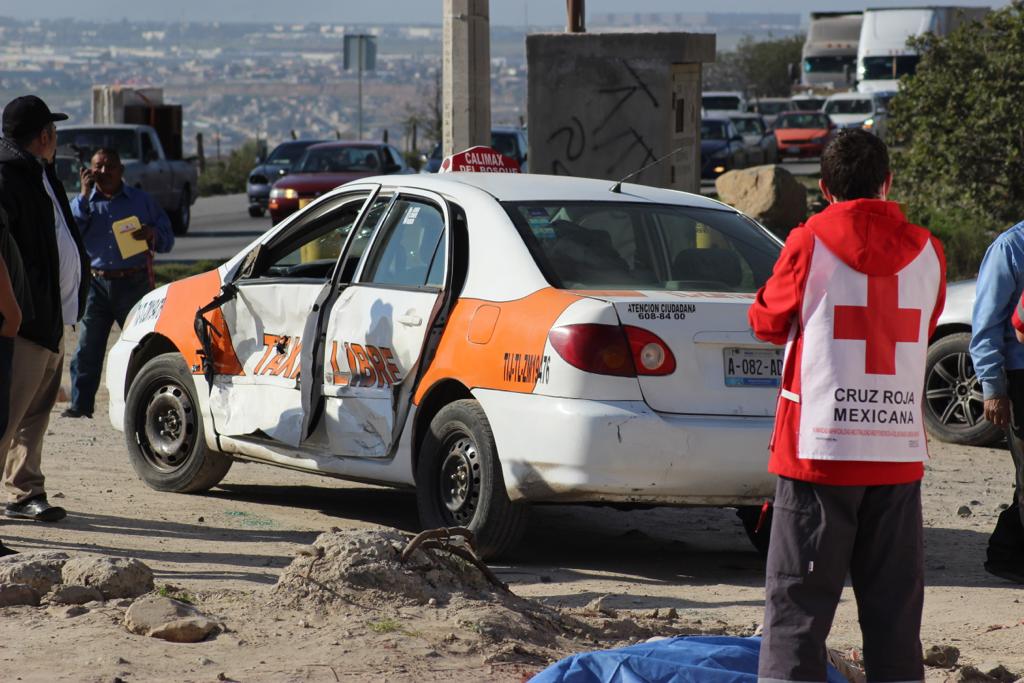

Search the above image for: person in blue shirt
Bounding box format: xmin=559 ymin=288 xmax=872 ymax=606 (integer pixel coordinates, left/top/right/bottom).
xmin=64 ymin=147 xmax=174 ymax=419
xmin=969 ymin=221 xmax=1024 ymax=584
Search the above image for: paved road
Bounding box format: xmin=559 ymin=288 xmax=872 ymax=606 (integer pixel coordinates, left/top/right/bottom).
xmin=157 ymin=193 xmax=270 ymax=263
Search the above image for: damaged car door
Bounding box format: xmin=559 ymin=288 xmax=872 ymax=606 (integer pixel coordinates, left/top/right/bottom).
xmin=204 ymin=190 xmax=373 ymax=445
xmin=316 ymin=190 xmax=450 ymax=457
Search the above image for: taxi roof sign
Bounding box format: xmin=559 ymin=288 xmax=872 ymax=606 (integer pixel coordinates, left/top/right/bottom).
xmin=439 ymin=145 xmax=520 ymax=174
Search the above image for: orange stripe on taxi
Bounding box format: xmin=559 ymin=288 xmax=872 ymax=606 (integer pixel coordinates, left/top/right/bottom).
xmin=154 ymin=270 xmax=244 ymax=376
xmin=414 ymin=288 xmax=580 ymax=403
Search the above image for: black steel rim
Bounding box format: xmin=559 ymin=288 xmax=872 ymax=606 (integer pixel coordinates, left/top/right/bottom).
xmin=438 ymin=434 xmax=481 ymax=525
xmin=137 ymin=380 xmax=197 ymax=473
xmin=925 ymin=351 xmax=984 ymax=429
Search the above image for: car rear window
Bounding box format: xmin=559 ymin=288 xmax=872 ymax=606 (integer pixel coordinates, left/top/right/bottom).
xmin=503 ymin=202 xmax=781 ymax=292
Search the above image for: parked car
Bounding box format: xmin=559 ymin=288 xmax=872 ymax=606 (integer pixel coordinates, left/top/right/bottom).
xmin=772 ymin=111 xmax=836 ymax=159
xmin=247 ymin=139 xmax=327 ymax=218
xmin=747 ymin=97 xmax=793 ymax=127
xmin=701 ymin=91 xmax=747 ymax=116
xmin=925 ymin=279 xmax=1002 ymax=447
xmin=423 ymin=127 xmax=529 ymax=173
xmin=700 ymin=118 xmax=748 ymax=179
xmin=57 ymin=124 xmax=198 ymax=234
xmin=268 ymin=141 xmax=410 ymax=224
xmin=823 ymin=92 xmax=889 ymax=138
xmin=790 ymin=95 xmax=827 ymax=111
xmin=728 ymin=113 xmax=777 ymax=165
xmin=106 ymin=172 xmax=784 ymax=557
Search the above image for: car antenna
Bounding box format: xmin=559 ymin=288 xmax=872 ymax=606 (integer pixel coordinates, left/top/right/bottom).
xmin=609 ymin=146 xmax=686 ymax=194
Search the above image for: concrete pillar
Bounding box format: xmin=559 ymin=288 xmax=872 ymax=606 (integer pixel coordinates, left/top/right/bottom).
xmin=443 ymin=0 xmax=491 ymax=157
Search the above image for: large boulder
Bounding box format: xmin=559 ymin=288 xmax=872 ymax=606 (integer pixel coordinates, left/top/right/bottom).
xmin=61 ymin=556 xmax=153 ymax=599
xmin=715 ymin=165 xmax=807 ymax=238
xmin=124 ymin=596 xmax=222 ymax=643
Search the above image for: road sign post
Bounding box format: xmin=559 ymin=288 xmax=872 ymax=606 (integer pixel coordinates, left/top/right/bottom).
xmin=344 ymin=34 xmax=377 ymax=140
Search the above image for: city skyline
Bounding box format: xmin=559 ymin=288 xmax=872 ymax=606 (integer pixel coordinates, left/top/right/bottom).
xmin=2 ymin=0 xmax=1004 ymax=26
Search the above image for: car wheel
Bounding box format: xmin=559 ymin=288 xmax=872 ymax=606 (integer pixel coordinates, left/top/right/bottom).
xmin=735 ymin=505 xmax=771 ymax=558
xmin=923 ymin=332 xmax=1002 ymax=446
xmin=124 ymin=352 xmax=231 ymax=492
xmin=415 ymin=399 xmax=528 ymax=559
xmin=171 ymin=186 xmax=191 ymax=235
xmin=248 ymin=205 xmax=265 ymax=218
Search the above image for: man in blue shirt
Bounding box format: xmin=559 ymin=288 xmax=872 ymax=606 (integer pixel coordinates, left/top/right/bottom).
xmin=65 ymin=147 xmax=174 ymax=418
xmin=969 ymin=221 xmax=1024 ymax=584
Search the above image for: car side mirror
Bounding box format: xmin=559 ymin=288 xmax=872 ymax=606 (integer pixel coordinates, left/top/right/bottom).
xmin=236 ymin=242 xmax=270 ymax=281
xmin=144 ymin=149 xmax=159 ymax=163
xmin=731 ymin=134 xmax=744 ymax=143
xmin=384 ymin=162 xmax=402 ymax=174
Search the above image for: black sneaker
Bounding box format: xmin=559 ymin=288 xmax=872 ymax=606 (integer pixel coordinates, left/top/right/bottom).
xmin=5 ymin=495 xmax=66 ymax=522
xmin=0 ymin=541 xmax=17 ymax=557
xmin=984 ymin=561 xmax=1024 ymax=585
xmin=60 ymin=408 xmax=92 ymax=419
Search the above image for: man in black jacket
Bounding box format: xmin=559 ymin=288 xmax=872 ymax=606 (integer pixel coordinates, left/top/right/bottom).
xmin=0 ymin=95 xmax=89 ymax=522
xmin=0 ymin=204 xmax=25 ymax=554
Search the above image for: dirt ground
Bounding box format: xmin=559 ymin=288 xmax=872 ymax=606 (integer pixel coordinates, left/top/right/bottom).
xmin=0 ymin=336 xmax=1022 ymax=683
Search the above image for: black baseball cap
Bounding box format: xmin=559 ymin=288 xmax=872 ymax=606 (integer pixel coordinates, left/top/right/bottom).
xmin=2 ymin=95 xmax=68 ymax=140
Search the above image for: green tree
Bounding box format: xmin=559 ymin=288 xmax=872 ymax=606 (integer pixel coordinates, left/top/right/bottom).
xmin=705 ymin=35 xmax=805 ymax=97
xmin=891 ymin=3 xmax=1024 ymax=241
xmin=198 ymin=139 xmax=261 ymax=197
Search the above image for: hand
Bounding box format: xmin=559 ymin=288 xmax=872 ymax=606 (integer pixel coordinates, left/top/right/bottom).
xmin=0 ymin=300 xmax=21 ymax=338
xmin=984 ymin=397 xmax=1011 ymax=428
xmin=79 ymin=167 xmax=95 ymax=197
xmin=131 ymin=224 xmax=156 ymax=247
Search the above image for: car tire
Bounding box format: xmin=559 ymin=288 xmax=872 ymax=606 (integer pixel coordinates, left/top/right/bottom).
xmin=415 ymin=399 xmax=528 ymax=559
xmin=171 ymin=186 xmax=192 ymax=236
xmin=248 ymin=205 xmax=265 ymax=218
xmin=924 ymin=332 xmax=1002 ymax=446
xmin=735 ymin=505 xmax=771 ymax=559
xmin=124 ymin=352 xmax=232 ymax=493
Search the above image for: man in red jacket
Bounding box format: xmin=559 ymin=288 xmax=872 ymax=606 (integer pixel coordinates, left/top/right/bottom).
xmin=750 ymin=129 xmax=946 ymax=683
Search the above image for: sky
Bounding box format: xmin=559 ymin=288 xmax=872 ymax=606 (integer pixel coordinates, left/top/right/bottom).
xmin=0 ymin=0 xmax=1005 ymax=25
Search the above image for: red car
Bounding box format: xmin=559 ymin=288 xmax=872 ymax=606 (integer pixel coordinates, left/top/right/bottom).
xmin=772 ymin=112 xmax=836 ymax=160
xmin=268 ymin=141 xmax=410 ymax=223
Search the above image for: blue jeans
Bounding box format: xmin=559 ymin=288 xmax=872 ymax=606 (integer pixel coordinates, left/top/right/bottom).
xmin=70 ymin=271 xmax=151 ymax=415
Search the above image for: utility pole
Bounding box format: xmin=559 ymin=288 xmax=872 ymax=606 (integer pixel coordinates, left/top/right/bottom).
xmin=443 ymin=0 xmax=491 ymax=156
xmin=567 ymin=0 xmax=585 ymax=32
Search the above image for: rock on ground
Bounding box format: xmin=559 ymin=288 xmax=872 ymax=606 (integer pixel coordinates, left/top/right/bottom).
xmin=49 ymin=584 xmax=105 ymax=605
xmin=124 ymin=595 xmax=222 ymax=643
xmin=0 ymin=551 xmax=71 ymax=594
xmin=0 ymin=583 xmax=40 ymax=607
xmin=62 ymin=556 xmax=153 ymax=599
xmin=715 ymin=165 xmax=807 ymax=238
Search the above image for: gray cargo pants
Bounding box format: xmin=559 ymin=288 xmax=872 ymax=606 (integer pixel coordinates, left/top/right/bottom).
xmin=758 ymin=476 xmax=924 ymax=683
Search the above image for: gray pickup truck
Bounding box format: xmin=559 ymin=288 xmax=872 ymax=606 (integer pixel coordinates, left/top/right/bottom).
xmin=57 ymin=124 xmax=198 ymax=235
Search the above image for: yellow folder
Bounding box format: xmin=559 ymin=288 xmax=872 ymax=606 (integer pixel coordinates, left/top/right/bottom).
xmin=112 ymin=216 xmax=148 ymax=259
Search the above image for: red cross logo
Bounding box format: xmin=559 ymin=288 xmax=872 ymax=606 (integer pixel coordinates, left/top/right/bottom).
xmin=833 ymin=274 xmax=921 ymax=375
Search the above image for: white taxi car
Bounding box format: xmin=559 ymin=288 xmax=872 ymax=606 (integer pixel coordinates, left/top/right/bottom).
xmin=107 ymin=173 xmax=784 ymax=557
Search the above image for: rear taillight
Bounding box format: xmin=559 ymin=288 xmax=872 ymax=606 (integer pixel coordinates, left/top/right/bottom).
xmin=623 ymin=325 xmax=676 ymax=376
xmin=548 ymin=324 xmax=676 ymax=377
xmin=548 ymin=324 xmax=635 ymax=377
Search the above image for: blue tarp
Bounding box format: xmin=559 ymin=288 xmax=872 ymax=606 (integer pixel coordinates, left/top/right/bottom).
xmin=530 ymin=636 xmax=850 ymax=683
